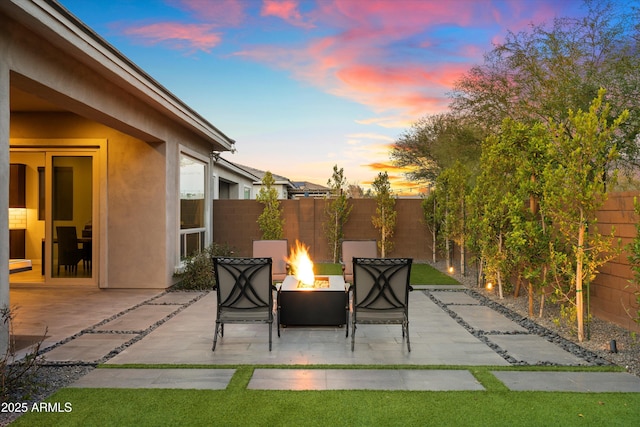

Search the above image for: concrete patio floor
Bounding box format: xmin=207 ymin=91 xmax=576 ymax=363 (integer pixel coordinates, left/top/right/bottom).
xmin=8 ymin=284 xmax=640 ymax=392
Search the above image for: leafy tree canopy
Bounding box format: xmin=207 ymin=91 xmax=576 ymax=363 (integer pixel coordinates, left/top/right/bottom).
xmin=390 ymin=113 xmax=484 ymax=184
xmin=450 ymin=0 xmax=640 ymax=171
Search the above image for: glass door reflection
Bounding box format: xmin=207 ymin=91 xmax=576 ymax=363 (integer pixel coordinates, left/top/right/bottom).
xmin=49 ymin=155 xmax=93 ymax=279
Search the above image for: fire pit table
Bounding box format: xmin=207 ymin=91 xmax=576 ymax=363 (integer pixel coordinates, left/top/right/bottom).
xmin=278 ymin=275 xmax=348 ymax=327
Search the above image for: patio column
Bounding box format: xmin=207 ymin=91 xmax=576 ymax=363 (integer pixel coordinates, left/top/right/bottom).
xmin=0 ymin=61 xmax=10 ymax=354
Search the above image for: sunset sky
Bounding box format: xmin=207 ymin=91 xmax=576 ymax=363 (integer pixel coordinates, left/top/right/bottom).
xmin=59 ymin=0 xmax=593 ymax=194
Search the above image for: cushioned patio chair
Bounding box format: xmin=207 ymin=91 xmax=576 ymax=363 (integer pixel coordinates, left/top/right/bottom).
xmin=212 ymin=257 xmax=278 ymax=351
xmin=252 ymin=239 xmax=289 ymax=283
xmin=341 ymin=240 xmax=377 ymax=284
xmin=350 ymin=257 xmax=413 ymax=352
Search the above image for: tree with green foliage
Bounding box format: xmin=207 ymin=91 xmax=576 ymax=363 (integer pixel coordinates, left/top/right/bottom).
xmin=451 ymin=0 xmax=640 ymax=176
xmin=256 ymin=171 xmax=284 ymax=240
xmin=324 ymin=165 xmax=352 ymax=263
xmin=542 ymin=90 xmax=627 ymax=342
xmin=468 ymin=137 xmax=520 ymax=299
xmin=470 ymin=118 xmax=552 ymax=311
xmin=626 ymin=198 xmax=640 ymax=327
xmin=435 ymin=161 xmax=469 ymax=275
xmin=390 ymin=113 xmax=483 ymax=184
xmin=421 ymin=190 xmax=438 ymax=263
xmin=371 ymin=172 xmax=397 ymax=257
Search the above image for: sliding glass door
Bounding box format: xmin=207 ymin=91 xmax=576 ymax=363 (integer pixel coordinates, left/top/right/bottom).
xmin=46 ymin=152 xmax=97 ymax=283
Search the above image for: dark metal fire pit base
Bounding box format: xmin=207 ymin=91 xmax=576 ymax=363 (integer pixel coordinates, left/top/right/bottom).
xmin=279 ymin=276 xmax=348 ymax=327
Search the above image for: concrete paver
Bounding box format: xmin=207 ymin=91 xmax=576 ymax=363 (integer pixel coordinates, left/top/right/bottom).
xmin=430 ymin=290 xmax=481 ymax=305
xmin=493 ymin=371 xmax=640 ymax=392
xmin=488 ymin=334 xmax=587 ymax=365
xmin=248 ymin=369 xmax=484 ymax=391
xmin=69 ymin=368 xmax=235 ymax=389
xmin=44 ymin=333 xmax=135 ymax=363
xmin=448 ymin=305 xmax=528 ymax=332
xmin=94 ymin=305 xmax=178 ymax=332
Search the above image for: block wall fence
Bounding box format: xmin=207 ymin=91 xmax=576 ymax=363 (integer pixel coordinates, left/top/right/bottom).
xmin=212 ymin=192 xmax=640 ymax=332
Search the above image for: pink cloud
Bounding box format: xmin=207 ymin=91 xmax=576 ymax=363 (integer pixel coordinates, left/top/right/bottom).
xmin=234 ymin=0 xmax=516 ymax=125
xmin=115 ymin=0 xmax=574 ymax=126
xmin=261 ymin=0 xmax=313 ymax=28
xmin=121 ymin=22 xmax=222 ymax=52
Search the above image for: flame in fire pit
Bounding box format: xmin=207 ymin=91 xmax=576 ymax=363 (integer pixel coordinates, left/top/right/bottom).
xmin=287 ymin=240 xmax=315 ymax=287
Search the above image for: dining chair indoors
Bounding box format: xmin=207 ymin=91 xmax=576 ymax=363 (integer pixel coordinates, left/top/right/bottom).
xmin=350 ymin=257 xmax=413 ymax=352
xmin=56 ymin=226 xmax=83 ymax=275
xmin=212 ymin=257 xmax=278 ymax=351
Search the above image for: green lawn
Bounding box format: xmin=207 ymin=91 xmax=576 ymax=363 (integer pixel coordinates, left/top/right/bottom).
xmin=315 ymin=262 xmax=460 ymax=286
xmin=13 ymin=366 xmax=640 ymax=426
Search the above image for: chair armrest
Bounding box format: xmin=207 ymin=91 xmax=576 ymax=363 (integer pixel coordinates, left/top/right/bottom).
xmin=408 ymin=285 xmax=414 ymax=292
xmin=340 ymin=262 xmax=346 ymax=273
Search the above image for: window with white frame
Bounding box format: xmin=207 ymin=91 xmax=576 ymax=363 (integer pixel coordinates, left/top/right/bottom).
xmin=179 ymin=153 xmax=206 ymax=258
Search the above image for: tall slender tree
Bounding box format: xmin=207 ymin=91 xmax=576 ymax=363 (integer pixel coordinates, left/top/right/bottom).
xmin=256 ymin=171 xmax=284 ymax=240
xmin=371 ymin=172 xmax=397 ymax=257
xmin=435 ymin=161 xmax=469 ymax=275
xmin=324 ymin=165 xmax=352 ymax=263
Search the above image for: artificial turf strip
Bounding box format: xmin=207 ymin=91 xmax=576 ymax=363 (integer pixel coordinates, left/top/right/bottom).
xmin=13 ymin=388 xmax=640 ymax=426
xmin=315 ymin=262 xmax=460 ymax=286
xmin=408 ymin=263 xmax=459 ymax=285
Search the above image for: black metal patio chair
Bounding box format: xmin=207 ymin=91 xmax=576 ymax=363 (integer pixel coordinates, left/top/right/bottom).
xmin=350 ymin=257 xmax=413 ymax=351
xmin=212 ymin=257 xmax=278 ymax=351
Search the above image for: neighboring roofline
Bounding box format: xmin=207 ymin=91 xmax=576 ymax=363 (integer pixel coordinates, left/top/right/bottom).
xmin=215 ymin=157 xmax=261 ymax=181
xmin=3 ymin=0 xmax=235 ymax=150
xmin=231 ymin=162 xmax=296 ymax=189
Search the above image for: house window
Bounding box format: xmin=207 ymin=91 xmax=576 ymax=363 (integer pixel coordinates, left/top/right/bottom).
xmin=244 ymin=186 xmax=251 ymax=199
xmin=180 ymin=153 xmax=206 ymax=258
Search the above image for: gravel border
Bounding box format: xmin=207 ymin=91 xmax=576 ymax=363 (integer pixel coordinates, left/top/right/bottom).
xmin=432 ymin=261 xmax=640 ymax=378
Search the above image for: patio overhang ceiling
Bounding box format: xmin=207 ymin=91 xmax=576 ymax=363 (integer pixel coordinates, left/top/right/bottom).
xmin=4 ymin=0 xmax=235 ymax=153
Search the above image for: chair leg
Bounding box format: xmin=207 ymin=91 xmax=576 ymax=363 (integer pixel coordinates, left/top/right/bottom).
xmin=345 ymin=298 xmax=349 ymax=338
xmin=277 ymin=307 xmax=281 ymax=338
xmin=345 ymin=312 xmax=349 ymax=338
xmin=269 ymin=321 xmax=272 ymax=351
xmin=350 ymin=312 xmax=356 ymax=351
xmin=405 ymin=320 xmax=411 ymax=352
xmin=212 ymin=321 xmax=220 ymax=351
xmin=276 ymin=293 xmax=281 ymax=338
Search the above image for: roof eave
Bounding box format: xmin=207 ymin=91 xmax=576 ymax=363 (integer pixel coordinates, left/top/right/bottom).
xmin=3 ymin=0 xmax=235 ymax=151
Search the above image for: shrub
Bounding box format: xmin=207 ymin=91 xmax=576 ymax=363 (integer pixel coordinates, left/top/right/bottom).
xmin=174 ymin=243 xmax=234 ymax=290
xmin=1 ymin=306 xmax=45 ymax=402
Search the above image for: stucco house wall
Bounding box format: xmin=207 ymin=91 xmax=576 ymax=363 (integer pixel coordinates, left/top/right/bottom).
xmin=1 ymin=1 xmax=235 ymax=351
